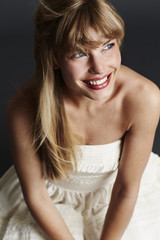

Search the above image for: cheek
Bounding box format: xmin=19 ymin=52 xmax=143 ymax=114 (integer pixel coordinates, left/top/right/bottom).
xmin=110 ymin=49 xmax=121 ymax=68
xmin=116 ymin=51 xmax=121 ymax=66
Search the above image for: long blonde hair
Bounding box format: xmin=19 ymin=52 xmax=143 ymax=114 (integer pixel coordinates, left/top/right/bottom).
xmin=34 ymin=0 xmax=125 ymax=180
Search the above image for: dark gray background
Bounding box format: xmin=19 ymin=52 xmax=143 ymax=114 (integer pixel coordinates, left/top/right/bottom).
xmin=0 ymin=0 xmax=160 ymax=177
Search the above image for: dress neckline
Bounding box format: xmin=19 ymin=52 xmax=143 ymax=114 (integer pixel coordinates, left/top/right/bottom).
xmin=78 ymin=139 xmax=122 ymax=148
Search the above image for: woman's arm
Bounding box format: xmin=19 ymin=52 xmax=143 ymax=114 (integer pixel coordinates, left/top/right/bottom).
xmin=7 ymin=90 xmax=74 ymax=240
xmin=100 ymin=80 xmax=160 ymax=240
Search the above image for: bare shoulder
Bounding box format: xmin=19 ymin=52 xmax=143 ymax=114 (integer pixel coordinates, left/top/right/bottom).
xmin=119 ymin=65 xmax=160 ymax=118
xmin=6 ymin=75 xmax=37 ymax=159
xmin=7 ymin=76 xmax=37 ymax=128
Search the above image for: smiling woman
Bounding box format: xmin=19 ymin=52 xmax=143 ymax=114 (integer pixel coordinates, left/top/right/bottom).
xmin=0 ymin=0 xmax=160 ymax=240
xmin=32 ymin=0 xmax=125 ymax=181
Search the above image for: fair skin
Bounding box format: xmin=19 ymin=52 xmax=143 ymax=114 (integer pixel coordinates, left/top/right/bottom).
xmin=7 ymin=28 xmax=160 ymax=240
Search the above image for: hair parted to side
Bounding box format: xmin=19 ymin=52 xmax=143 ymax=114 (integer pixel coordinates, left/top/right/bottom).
xmin=34 ymin=0 xmax=125 ymax=180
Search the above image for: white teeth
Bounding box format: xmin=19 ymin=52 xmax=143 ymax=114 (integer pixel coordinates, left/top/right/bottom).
xmin=87 ymin=76 xmax=108 ymax=86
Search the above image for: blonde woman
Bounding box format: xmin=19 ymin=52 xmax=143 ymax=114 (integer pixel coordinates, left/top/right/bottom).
xmin=0 ymin=0 xmax=160 ymax=239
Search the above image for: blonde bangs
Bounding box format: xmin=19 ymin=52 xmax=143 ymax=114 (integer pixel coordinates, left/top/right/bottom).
xmin=54 ymin=0 xmax=124 ymax=53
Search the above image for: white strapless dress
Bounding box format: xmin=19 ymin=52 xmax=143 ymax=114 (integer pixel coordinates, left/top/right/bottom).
xmin=0 ymin=140 xmax=160 ymax=240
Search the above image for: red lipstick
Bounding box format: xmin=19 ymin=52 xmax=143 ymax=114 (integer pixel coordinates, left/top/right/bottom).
xmin=83 ymin=73 xmax=111 ymax=90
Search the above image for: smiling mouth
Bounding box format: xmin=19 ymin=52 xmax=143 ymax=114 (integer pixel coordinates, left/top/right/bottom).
xmin=82 ymin=74 xmax=111 ymax=90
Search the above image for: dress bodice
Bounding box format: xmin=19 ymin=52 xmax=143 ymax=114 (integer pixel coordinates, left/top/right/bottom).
xmin=76 ymin=139 xmax=122 ymax=173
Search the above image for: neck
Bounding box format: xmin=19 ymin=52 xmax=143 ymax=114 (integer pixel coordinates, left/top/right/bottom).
xmin=62 ymin=82 xmax=119 ymax=112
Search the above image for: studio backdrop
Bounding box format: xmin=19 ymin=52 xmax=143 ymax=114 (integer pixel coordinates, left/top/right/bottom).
xmin=0 ymin=0 xmax=160 ymax=177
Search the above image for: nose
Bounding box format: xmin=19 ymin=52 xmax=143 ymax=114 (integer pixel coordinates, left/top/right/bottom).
xmin=88 ymin=55 xmax=104 ymax=75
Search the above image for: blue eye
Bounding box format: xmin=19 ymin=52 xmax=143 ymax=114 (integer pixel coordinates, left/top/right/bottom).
xmin=73 ymin=52 xmax=86 ymax=58
xmin=103 ymin=43 xmax=115 ymax=50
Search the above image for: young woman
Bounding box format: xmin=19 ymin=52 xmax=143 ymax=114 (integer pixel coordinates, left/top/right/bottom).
xmin=0 ymin=0 xmax=160 ymax=239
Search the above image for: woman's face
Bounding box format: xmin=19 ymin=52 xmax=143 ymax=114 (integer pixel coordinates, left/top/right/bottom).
xmin=57 ymin=28 xmax=121 ymax=102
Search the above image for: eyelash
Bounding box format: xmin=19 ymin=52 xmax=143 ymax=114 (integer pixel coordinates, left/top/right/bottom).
xmin=70 ymin=42 xmax=115 ymax=59
xmin=72 ymin=52 xmax=86 ymax=58
xmin=103 ymin=42 xmax=115 ymax=50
